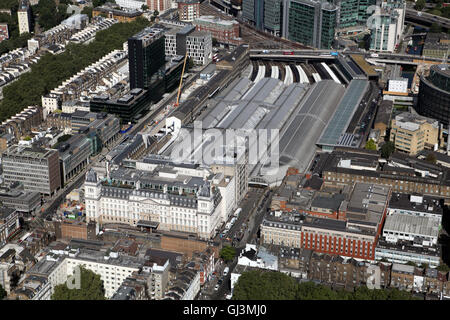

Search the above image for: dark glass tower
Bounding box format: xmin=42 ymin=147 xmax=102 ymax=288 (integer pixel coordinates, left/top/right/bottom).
xmin=128 ymin=27 xmax=166 ymax=90
xmin=417 ymin=64 xmax=450 ymax=126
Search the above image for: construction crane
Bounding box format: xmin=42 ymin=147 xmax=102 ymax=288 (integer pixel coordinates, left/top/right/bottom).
xmin=174 ymin=53 xmax=189 ymax=107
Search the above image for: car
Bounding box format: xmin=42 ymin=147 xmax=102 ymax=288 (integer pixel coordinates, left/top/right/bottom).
xmin=223 ymin=267 xmax=229 ymax=276
xmin=218 ymin=279 xmax=223 ymax=285
xmin=214 ymin=284 xmax=220 ymax=291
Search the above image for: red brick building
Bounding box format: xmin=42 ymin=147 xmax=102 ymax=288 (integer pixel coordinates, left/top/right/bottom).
xmin=177 ymin=0 xmax=200 ymax=22
xmin=262 ymin=183 xmax=391 ymax=261
xmin=0 ymin=23 xmax=9 ymax=42
xmin=193 ymin=16 xmax=242 ymax=46
xmin=147 ymin=0 xmax=171 ymax=12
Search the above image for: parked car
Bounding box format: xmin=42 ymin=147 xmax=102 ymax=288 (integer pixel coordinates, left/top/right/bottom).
xmin=214 ymin=284 xmax=220 ymax=291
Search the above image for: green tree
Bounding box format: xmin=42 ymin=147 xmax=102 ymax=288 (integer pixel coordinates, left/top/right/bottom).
xmin=187 ymin=57 xmax=194 ymax=69
xmin=425 ymin=153 xmax=437 ymax=164
xmin=153 ymin=10 xmax=159 ymax=17
xmin=0 ymin=18 xmax=150 ymax=122
xmin=380 ymin=141 xmax=395 ymax=158
xmin=429 ymin=23 xmax=442 ymax=33
xmin=365 ymin=139 xmax=377 ymax=150
xmin=212 ymin=37 xmax=218 ymax=46
xmin=233 ymin=270 xmax=299 ymax=300
xmin=51 ymin=266 xmax=105 ymax=300
xmin=220 ymin=245 xmax=236 ymax=262
xmin=437 ymin=263 xmax=450 ymax=272
xmin=141 ymin=4 xmax=149 ymax=11
xmin=0 ymin=284 xmax=6 ymax=299
xmin=81 ymin=6 xmax=93 ymax=19
xmin=415 ymin=0 xmax=426 ymax=11
xmin=233 ymin=271 xmax=419 ymax=300
xmin=406 ymin=261 xmax=417 ymax=267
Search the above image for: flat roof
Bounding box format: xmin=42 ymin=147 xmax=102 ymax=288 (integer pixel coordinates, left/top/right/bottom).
xmin=349 ymin=54 xmax=378 ymax=77
xmin=384 ymin=213 xmax=440 ymax=238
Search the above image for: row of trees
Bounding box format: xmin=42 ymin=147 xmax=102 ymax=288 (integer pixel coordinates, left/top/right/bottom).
xmin=0 ymin=17 xmax=151 ymax=122
xmin=232 ymin=270 xmax=419 ymax=300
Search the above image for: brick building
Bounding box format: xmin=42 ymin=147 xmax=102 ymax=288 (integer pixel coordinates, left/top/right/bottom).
xmin=315 ymin=149 xmax=450 ymax=200
xmin=0 ymin=23 xmax=9 ymax=42
xmin=193 ymin=16 xmax=242 ymax=46
xmin=262 ymin=182 xmax=391 ymax=261
xmin=177 ymin=0 xmax=200 ymax=22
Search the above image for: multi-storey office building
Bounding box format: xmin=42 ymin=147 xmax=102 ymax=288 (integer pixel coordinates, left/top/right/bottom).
xmin=315 ymin=149 xmax=450 ymax=199
xmin=1 ymin=146 xmax=61 ymax=196
xmin=282 ymin=0 xmax=337 ymax=49
xmin=0 ymin=189 xmax=40 ymax=214
xmin=164 ymin=25 xmax=212 ymax=66
xmin=128 ymin=27 xmax=166 ymax=90
xmin=84 ymin=164 xmax=225 ymax=240
xmin=17 ymin=0 xmax=31 ymax=35
xmin=23 ymin=245 xmax=145 ymax=299
xmin=390 ymin=112 xmax=443 ymax=156
xmin=369 ymin=0 xmax=405 ymax=52
xmin=417 ymin=64 xmax=450 ymax=126
xmin=242 ymin=0 xmax=264 ymax=30
xmin=177 ymin=0 xmax=200 ymax=22
xmin=261 ymin=182 xmax=391 ymax=260
xmin=264 ymin=0 xmax=283 ymax=36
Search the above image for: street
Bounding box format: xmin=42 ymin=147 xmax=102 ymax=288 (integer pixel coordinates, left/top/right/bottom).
xmin=198 ymin=187 xmax=273 ymax=300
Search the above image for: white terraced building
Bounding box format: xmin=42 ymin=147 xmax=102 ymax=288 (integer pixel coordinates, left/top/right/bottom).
xmin=84 ymin=160 xmax=233 ymax=239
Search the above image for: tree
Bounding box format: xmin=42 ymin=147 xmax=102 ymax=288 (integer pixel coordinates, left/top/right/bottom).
xmin=437 ymin=263 xmax=450 ymax=272
xmin=0 ymin=18 xmax=151 ymax=122
xmin=212 ymin=37 xmax=218 ymax=46
xmin=51 ymin=266 xmax=106 ymax=300
xmin=233 ymin=271 xmax=419 ymax=300
xmin=233 ymin=270 xmax=299 ymax=300
xmin=406 ymin=261 xmax=417 ymax=267
xmin=415 ymin=0 xmax=426 ymax=11
xmin=141 ymin=4 xmax=149 ymax=11
xmin=153 ymin=10 xmax=159 ymax=17
xmin=425 ymin=153 xmax=437 ymax=164
xmin=220 ymin=245 xmax=236 ymax=263
xmin=0 ymin=284 xmax=6 ymax=300
xmin=187 ymin=57 xmax=194 ymax=70
xmin=81 ymin=6 xmax=93 ymax=19
xmin=365 ymin=139 xmax=377 ymax=150
xmin=380 ymin=141 xmax=395 ymax=158
xmin=429 ymin=23 xmax=442 ymax=33
xmin=38 ymin=0 xmax=58 ymax=30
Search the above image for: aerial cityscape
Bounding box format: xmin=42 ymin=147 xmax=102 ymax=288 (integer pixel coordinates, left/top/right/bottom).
xmin=0 ymin=0 xmax=449 ymax=305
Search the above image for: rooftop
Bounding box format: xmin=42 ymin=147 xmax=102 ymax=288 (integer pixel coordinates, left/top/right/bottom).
xmin=384 ymin=213 xmax=440 ymax=238
xmin=388 ymin=192 xmax=443 ymax=216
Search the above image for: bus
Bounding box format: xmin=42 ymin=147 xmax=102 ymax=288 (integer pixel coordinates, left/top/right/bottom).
xmin=283 ymin=51 xmax=294 ymax=55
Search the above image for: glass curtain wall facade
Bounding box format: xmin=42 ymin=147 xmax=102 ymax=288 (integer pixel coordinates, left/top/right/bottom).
xmin=287 ymin=0 xmax=318 ymax=47
xmin=285 ymin=0 xmax=336 ymax=49
xmin=128 ymin=29 xmax=166 ymax=90
xmin=321 ymin=4 xmax=337 ymax=48
xmin=417 ymin=65 xmax=450 ymax=126
xmin=264 ymin=0 xmax=283 ymax=35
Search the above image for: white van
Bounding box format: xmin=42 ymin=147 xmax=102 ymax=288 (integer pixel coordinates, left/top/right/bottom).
xmin=223 ymin=267 xmax=229 ymax=276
